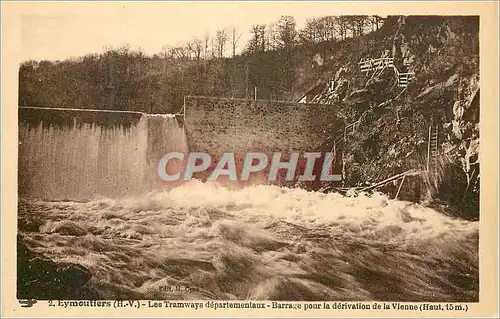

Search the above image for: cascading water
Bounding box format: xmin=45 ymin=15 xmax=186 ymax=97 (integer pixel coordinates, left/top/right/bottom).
xmin=17 ymin=107 xmax=479 ymax=302
xmin=18 ymin=110 xmax=188 ymax=201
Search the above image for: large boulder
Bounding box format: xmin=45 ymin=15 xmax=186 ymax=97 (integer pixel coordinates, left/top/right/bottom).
xmin=17 ymin=236 xmax=100 ymax=300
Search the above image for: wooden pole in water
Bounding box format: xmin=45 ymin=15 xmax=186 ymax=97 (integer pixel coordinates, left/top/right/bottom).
xmin=395 ymin=174 xmax=406 ymax=199
xmin=426 ymin=126 xmax=431 ymax=173
xmin=359 ymin=169 xmax=417 ymax=192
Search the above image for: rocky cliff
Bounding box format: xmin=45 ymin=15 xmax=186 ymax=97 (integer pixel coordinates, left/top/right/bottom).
xmin=297 ymin=16 xmax=479 ymax=219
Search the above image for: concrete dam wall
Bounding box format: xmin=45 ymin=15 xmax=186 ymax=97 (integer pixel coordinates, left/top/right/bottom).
xmin=18 ymin=98 xmax=343 ymax=199
xmin=183 ymin=96 xmax=343 ymax=155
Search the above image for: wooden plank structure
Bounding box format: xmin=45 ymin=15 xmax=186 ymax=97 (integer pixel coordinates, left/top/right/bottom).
xmin=359 ymin=56 xmax=414 ymax=87
xmin=393 ymin=66 xmax=415 ymax=88
xmin=359 ymin=57 xmax=394 ymax=73
xmin=320 ymin=169 xmax=425 ymax=197
xmin=426 ymin=125 xmax=440 ymax=174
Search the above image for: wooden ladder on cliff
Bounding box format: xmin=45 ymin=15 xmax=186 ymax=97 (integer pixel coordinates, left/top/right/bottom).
xmin=427 ymin=125 xmax=439 ymax=174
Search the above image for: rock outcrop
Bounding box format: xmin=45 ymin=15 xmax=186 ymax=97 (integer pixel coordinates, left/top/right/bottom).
xmin=297 ymin=16 xmax=480 ymax=218
xmin=17 ymin=236 xmax=100 ymax=300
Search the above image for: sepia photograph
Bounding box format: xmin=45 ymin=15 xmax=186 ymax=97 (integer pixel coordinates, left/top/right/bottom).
xmin=1 ymin=1 xmax=499 ymax=318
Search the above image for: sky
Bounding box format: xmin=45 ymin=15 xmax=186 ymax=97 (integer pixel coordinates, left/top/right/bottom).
xmin=17 ymin=2 xmax=356 ymax=62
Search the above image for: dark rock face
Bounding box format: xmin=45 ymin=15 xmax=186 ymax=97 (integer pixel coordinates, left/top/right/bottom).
xmin=295 ymin=16 xmax=480 ymax=219
xmin=17 ymin=237 xmax=100 ymax=300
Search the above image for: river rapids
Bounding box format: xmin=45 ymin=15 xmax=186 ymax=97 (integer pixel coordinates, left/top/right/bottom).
xmin=18 ymin=181 xmax=478 ymax=301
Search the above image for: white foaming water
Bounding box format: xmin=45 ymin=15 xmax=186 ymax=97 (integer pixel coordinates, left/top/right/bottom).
xmin=17 ymin=111 xmax=478 ymax=301
xmin=18 ymin=114 xmax=188 ymax=201
xmin=19 ymin=182 xmax=478 ymax=301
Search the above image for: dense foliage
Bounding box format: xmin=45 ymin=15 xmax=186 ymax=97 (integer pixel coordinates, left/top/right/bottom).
xmin=19 ymin=15 xmax=382 ymax=113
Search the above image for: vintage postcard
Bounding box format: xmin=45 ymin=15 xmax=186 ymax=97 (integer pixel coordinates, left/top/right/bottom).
xmin=1 ymin=1 xmax=498 ymax=318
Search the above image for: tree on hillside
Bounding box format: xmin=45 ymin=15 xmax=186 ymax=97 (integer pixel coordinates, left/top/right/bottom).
xmin=346 ymin=15 xmax=369 ymax=37
xmin=169 ymin=46 xmax=190 ymax=61
xmin=161 ymin=45 xmax=170 ymax=60
xmin=369 ymin=15 xmax=385 ymax=31
xmin=265 ymin=16 xmax=298 ymax=94
xmin=215 ymin=29 xmax=228 ymax=58
xmin=230 ymin=28 xmax=242 ymax=57
xmin=188 ymin=38 xmax=203 ymax=61
xmin=211 ymin=37 xmax=216 ymax=59
xmin=203 ymin=32 xmax=210 ymax=60
xmin=299 ymin=16 xmax=337 ymax=44
xmin=270 ymin=15 xmax=298 ymax=51
xmin=246 ymin=24 xmax=267 ymax=53
xmin=335 ymin=16 xmax=350 ymax=40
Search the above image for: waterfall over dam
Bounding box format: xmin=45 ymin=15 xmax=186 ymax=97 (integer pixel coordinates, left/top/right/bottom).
xmin=18 ymin=98 xmax=344 ymax=200
xmin=17 ymin=104 xmax=479 ymax=303
xmin=18 ymin=107 xmax=188 ymax=201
